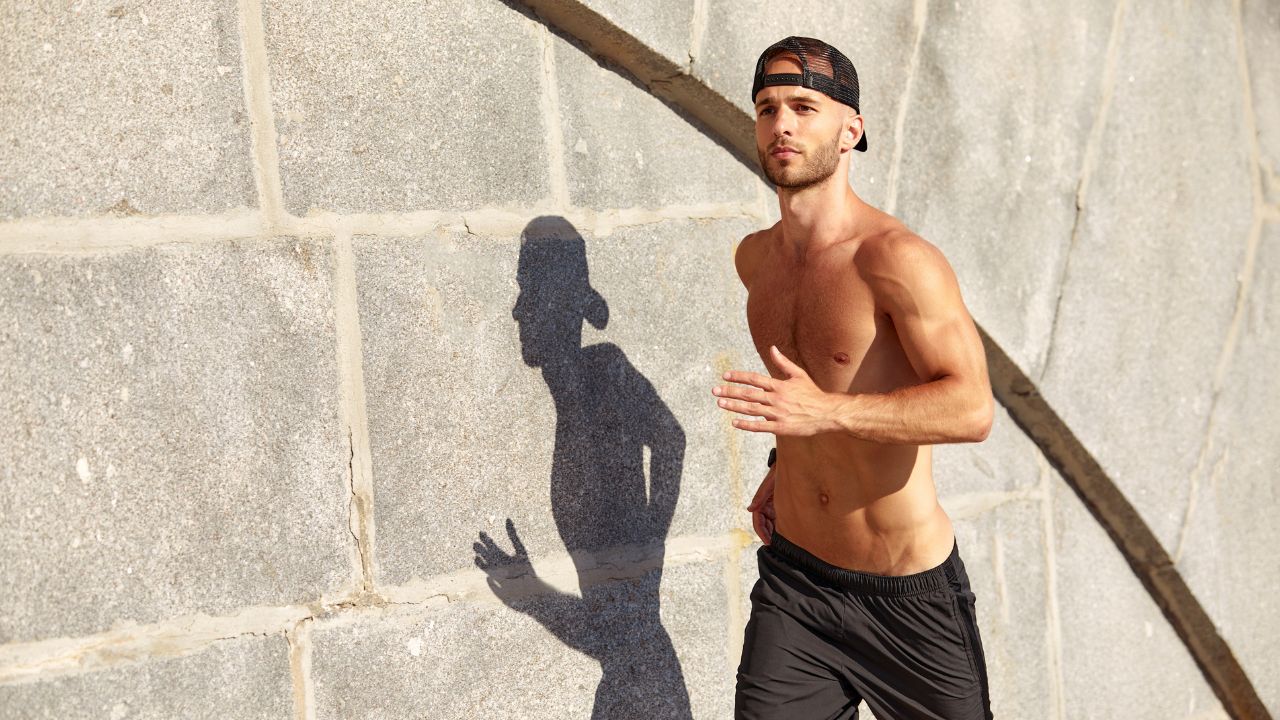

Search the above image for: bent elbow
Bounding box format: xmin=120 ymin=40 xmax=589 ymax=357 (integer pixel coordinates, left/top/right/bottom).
xmin=965 ymin=396 xmax=995 ymax=442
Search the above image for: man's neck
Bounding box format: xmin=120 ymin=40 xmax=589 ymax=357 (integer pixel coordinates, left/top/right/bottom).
xmin=775 ymin=172 xmax=862 ymax=253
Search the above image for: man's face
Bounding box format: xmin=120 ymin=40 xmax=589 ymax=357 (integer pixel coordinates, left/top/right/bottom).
xmin=753 ymin=54 xmax=857 ymax=189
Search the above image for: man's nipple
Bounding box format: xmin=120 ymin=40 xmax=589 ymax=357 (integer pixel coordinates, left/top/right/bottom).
xmin=833 ymin=352 xmax=850 ymax=365
xmin=818 ymin=492 xmax=830 ymax=505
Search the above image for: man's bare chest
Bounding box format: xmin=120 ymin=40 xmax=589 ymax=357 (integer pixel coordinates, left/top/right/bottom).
xmin=745 ymin=263 xmax=917 ymax=394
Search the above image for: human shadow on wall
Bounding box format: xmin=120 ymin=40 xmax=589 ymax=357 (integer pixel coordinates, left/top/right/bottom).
xmin=473 ymin=216 xmax=692 ymax=719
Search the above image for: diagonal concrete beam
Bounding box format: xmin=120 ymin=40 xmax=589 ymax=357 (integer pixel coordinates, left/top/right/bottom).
xmin=507 ymin=1 xmax=1272 ymax=718
xmin=500 ymin=0 xmax=757 ymax=170
xmin=980 ymin=326 xmax=1271 ymax=720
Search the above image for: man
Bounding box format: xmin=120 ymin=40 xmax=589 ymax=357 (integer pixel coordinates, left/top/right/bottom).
xmin=712 ymin=37 xmax=996 ymax=719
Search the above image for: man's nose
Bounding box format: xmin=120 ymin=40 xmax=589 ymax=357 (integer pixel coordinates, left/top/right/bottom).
xmin=771 ymin=108 xmax=794 ymax=138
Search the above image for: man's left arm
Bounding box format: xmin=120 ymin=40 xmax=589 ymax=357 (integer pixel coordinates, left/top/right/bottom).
xmin=714 ymin=234 xmax=994 ymax=444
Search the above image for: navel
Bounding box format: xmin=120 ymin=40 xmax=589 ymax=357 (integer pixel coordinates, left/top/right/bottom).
xmin=833 ymin=352 xmax=850 ymax=365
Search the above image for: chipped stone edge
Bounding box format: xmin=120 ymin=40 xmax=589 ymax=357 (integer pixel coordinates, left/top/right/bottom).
xmin=332 ymin=228 xmax=380 ymax=596
xmin=286 ymin=619 xmax=315 ymax=720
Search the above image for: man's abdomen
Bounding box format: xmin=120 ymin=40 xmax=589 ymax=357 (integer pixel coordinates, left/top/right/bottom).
xmin=770 ymin=439 xmax=955 ymax=576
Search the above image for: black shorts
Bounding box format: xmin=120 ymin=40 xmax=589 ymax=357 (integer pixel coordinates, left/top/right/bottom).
xmin=735 ymin=531 xmax=992 ymax=719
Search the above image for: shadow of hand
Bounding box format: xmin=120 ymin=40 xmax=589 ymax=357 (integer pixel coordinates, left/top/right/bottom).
xmin=474 ymin=518 xmax=536 ymax=599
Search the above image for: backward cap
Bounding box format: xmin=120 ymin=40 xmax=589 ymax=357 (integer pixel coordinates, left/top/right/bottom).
xmin=752 ymin=36 xmax=868 ymax=152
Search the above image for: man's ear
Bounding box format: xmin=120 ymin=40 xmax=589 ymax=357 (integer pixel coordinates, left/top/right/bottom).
xmin=841 ymin=111 xmax=856 ymax=150
xmin=844 ymin=113 xmax=863 ymax=151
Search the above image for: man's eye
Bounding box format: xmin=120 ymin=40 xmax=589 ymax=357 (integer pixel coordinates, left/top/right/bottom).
xmin=758 ymin=108 xmax=774 ymax=116
xmin=797 ymin=105 xmax=814 ymax=112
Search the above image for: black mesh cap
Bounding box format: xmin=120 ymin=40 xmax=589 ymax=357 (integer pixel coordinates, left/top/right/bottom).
xmin=752 ymin=36 xmax=868 ymax=152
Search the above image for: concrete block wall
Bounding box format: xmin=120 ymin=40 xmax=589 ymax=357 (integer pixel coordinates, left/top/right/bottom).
xmin=1 ymin=1 xmax=1275 ymax=718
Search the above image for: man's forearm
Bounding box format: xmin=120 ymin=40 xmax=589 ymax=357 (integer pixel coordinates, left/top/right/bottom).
xmin=824 ymin=375 xmax=992 ymax=445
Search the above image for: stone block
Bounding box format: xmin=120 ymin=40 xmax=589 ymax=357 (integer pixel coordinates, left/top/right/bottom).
xmin=1053 ymin=475 xmax=1224 ymax=717
xmin=0 ymin=634 xmax=292 ymax=719
xmin=1038 ymin=0 xmax=1255 ymax=552
xmin=354 ymin=216 xmax=761 ymax=586
xmin=893 ymin=0 xmax=1116 ymax=374
xmin=1176 ymin=220 xmax=1280 ymax=712
xmin=1241 ymin=0 xmax=1280 ymax=205
xmin=0 ymin=1 xmax=255 ymax=219
xmin=576 ymin=0 xmax=696 ymax=68
xmin=0 ymin=237 xmax=352 ymax=643
xmin=934 ymin=402 xmax=1045 ymax=501
xmin=553 ymin=33 xmax=761 ymax=210
xmin=311 ymin=558 xmax=733 ymax=719
xmin=695 ymin=0 xmax=919 ymax=209
xmin=263 ymin=0 xmax=550 ymax=214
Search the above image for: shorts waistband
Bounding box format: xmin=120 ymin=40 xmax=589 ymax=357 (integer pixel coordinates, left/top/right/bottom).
xmin=767 ymin=531 xmax=960 ymax=596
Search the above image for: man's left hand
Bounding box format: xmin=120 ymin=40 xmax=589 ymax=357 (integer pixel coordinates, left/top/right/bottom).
xmin=713 ymin=345 xmax=838 ymax=436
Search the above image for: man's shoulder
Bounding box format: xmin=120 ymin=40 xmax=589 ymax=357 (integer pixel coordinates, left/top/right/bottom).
xmin=739 ymin=222 xmax=780 ymax=251
xmin=733 ymin=222 xmax=780 ymax=287
xmin=855 ymin=221 xmax=946 ymax=275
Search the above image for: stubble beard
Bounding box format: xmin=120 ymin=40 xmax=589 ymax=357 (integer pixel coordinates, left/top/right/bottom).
xmin=758 ymin=129 xmax=843 ymax=190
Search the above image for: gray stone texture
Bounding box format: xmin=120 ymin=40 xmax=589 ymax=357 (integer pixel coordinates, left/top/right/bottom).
xmin=1241 ymin=0 xmax=1280 ymax=206
xmin=263 ymin=0 xmax=551 ymax=214
xmin=951 ymin=497 xmax=1054 ymax=719
xmin=1037 ymin=0 xmax=1255 ymax=553
xmin=0 ymin=237 xmax=351 ymax=642
xmin=0 ymin=634 xmax=293 ymax=719
xmin=554 ymin=33 xmax=760 ymax=209
xmin=0 ymin=1 xmax=256 ymax=219
xmin=311 ymin=559 xmax=733 ymax=719
xmin=1177 ymin=221 xmax=1280 ymax=712
xmin=354 ymin=217 xmax=763 ymax=585
xmin=894 ymin=0 xmax=1116 ymax=375
xmin=695 ymin=0 xmax=919 ymax=210
xmin=576 ymin=0 xmax=696 ymax=68
xmin=1053 ymin=475 xmax=1225 ymax=718
xmin=934 ymin=403 xmax=1045 ymax=498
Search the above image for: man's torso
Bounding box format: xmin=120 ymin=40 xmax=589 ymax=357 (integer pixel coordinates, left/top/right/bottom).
xmin=739 ymin=209 xmax=954 ymax=576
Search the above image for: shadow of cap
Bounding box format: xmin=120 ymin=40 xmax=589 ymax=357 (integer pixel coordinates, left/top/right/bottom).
xmin=518 ymin=216 xmax=609 ymax=330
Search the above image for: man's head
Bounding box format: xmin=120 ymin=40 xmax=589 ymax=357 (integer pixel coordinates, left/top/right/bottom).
xmin=751 ymin=37 xmax=866 ymax=189
xmin=513 ymin=217 xmax=608 ymax=368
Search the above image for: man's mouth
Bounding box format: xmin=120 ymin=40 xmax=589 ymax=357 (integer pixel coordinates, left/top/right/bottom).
xmin=770 ymin=146 xmax=800 ymax=158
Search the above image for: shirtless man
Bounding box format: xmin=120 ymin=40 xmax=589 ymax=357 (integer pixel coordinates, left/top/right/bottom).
xmin=712 ymin=37 xmax=995 ymax=719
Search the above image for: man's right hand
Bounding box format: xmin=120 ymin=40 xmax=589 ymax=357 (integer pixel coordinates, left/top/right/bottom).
xmin=747 ymin=467 xmax=777 ymax=545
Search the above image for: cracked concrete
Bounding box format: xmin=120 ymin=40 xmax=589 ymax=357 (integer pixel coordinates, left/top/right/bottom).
xmin=1038 ymin=0 xmax=1131 ymax=385
xmin=333 ymin=231 xmax=378 ymax=595
xmin=883 ymin=0 xmax=930 ymax=218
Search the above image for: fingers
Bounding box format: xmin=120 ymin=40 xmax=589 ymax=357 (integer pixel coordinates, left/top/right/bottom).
xmin=731 ymin=417 xmax=778 ymax=433
xmin=769 ymin=345 xmax=807 ymax=379
xmin=715 ymin=397 xmax=774 ymax=419
xmin=711 ymin=383 xmax=769 ymax=404
xmin=505 ymin=518 xmax=527 ymax=557
xmin=751 ymin=510 xmax=775 ymax=545
xmin=719 ymin=369 xmax=775 ymax=391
